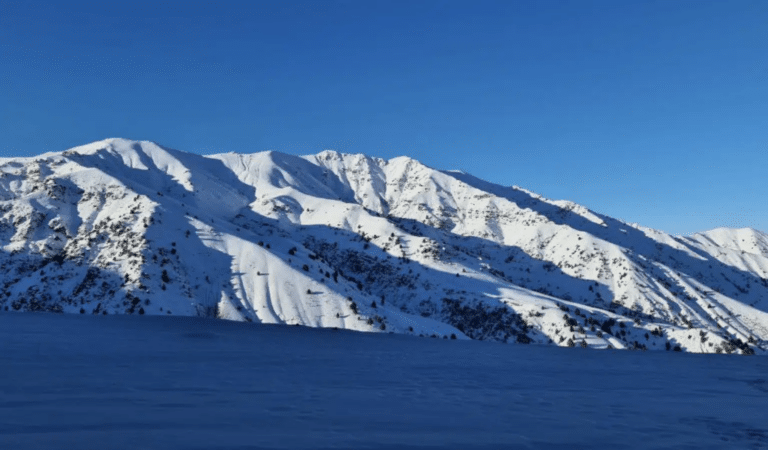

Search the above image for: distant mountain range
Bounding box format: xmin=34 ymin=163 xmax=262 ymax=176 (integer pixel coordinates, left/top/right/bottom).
xmin=2 ymin=138 xmax=767 ymax=354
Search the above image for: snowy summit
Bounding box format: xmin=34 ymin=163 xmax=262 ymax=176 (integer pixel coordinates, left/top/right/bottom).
xmin=2 ymin=138 xmax=768 ymax=355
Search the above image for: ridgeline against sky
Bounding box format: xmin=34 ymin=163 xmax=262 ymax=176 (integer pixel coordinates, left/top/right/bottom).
xmin=1 ymin=0 xmax=766 ymax=235
xmin=1 ymin=138 xmax=767 ymax=354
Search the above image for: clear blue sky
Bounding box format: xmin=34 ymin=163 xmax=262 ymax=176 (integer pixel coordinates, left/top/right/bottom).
xmin=2 ymin=0 xmax=767 ymax=235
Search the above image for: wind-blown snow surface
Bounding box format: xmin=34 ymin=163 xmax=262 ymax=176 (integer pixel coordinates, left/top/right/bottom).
xmin=2 ymin=312 xmax=768 ymax=449
xmin=2 ymin=138 xmax=768 ymax=354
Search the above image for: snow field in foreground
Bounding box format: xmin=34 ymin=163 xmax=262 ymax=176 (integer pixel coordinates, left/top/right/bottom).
xmin=1 ymin=311 xmax=768 ymax=449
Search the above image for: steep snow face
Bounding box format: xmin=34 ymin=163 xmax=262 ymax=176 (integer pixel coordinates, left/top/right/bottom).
xmin=688 ymin=227 xmax=768 ymax=258
xmin=2 ymin=138 xmax=768 ymax=355
xmin=305 ymin=150 xmax=389 ymax=214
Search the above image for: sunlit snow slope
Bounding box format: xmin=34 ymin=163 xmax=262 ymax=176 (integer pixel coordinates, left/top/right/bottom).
xmin=2 ymin=138 xmax=768 ymax=354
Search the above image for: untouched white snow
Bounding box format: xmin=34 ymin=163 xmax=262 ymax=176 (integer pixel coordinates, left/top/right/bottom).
xmin=1 ymin=138 xmax=768 ymax=355
xmin=1 ymin=311 xmax=767 ymax=449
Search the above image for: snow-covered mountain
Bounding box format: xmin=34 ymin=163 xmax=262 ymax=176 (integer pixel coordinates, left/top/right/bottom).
xmin=2 ymin=138 xmax=767 ymax=354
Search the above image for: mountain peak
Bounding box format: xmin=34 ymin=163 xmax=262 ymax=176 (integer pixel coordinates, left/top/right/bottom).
xmin=0 ymin=139 xmax=766 ymax=355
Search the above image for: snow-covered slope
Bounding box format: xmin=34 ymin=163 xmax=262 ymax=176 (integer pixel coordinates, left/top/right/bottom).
xmin=2 ymin=138 xmax=767 ymax=354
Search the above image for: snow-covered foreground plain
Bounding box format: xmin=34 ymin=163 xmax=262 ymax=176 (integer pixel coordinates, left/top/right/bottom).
xmin=1 ymin=312 xmax=767 ymax=449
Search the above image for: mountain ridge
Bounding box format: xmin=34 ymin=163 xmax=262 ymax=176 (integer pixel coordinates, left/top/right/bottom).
xmin=2 ymin=138 xmax=767 ymax=354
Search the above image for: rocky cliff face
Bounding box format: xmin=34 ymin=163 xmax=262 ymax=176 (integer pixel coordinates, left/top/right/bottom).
xmin=2 ymin=138 xmax=767 ymax=354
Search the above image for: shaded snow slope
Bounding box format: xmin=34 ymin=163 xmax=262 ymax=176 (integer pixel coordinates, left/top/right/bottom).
xmin=2 ymin=138 xmax=768 ymax=354
xmin=2 ymin=312 xmax=768 ymax=449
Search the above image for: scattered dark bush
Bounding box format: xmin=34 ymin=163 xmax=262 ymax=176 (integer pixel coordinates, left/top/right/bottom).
xmin=601 ymin=318 xmax=616 ymax=335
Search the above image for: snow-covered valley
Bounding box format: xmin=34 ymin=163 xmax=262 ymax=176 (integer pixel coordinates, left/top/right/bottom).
xmin=1 ymin=311 xmax=767 ymax=449
xmin=2 ymin=138 xmax=768 ymax=354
